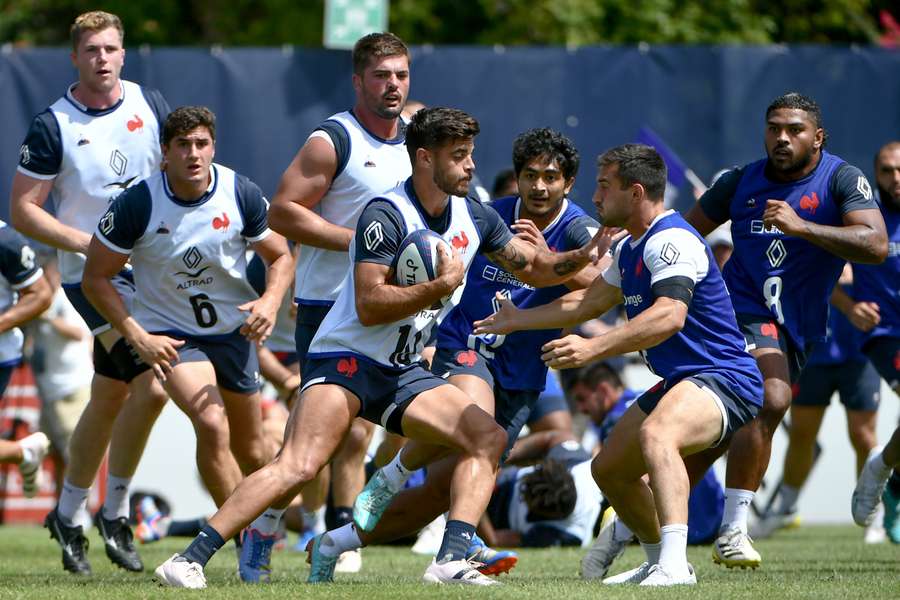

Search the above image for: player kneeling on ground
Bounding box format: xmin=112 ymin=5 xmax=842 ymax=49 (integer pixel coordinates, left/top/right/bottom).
xmin=475 ymin=144 xmax=764 ymax=586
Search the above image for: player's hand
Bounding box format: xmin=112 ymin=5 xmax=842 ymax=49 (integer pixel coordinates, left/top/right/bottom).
xmin=847 ymin=301 xmax=881 ymax=332
xmin=512 ymin=219 xmax=549 ymax=252
xmin=540 ymin=334 xmax=598 ymax=369
xmin=435 ymin=244 xmax=465 ymax=294
xmin=582 ymin=226 xmax=624 ymax=265
xmin=473 ymin=292 xmax=520 ymax=335
xmin=238 ymin=296 xmax=279 ymax=344
xmin=763 ymin=199 xmax=806 ymax=236
xmin=130 ymin=332 xmax=184 ymax=382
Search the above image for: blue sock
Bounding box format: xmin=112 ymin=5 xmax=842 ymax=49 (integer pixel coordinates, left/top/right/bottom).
xmin=436 ymin=520 xmax=476 ymax=563
xmin=181 ymin=524 xmax=225 ymax=567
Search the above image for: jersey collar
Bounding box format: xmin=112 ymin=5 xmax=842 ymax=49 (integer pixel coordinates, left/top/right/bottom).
xmin=64 ymin=80 xmax=125 ymax=116
xmin=163 ymin=164 xmax=219 ymax=206
xmin=348 ymin=109 xmax=406 ymax=145
xmin=514 ymin=197 xmax=569 ymax=233
xmin=404 ymin=177 xmax=453 ymax=234
xmin=628 ymin=209 xmax=675 ymax=248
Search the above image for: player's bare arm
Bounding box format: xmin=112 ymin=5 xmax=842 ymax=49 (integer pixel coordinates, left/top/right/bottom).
xmin=267 ymin=136 xmax=354 ymax=251
xmin=355 ymin=244 xmax=464 ymax=326
xmin=239 ymin=233 xmax=292 ymax=344
xmin=830 ymin=283 xmax=881 ymax=332
xmin=474 ymin=275 xmax=623 ymax=336
xmin=0 ymin=275 xmax=52 ymax=333
xmin=683 ymin=203 xmax=722 ymax=237
xmin=82 ymin=236 xmax=183 ymax=380
xmin=10 ymin=173 xmax=92 ymax=254
xmin=541 ymin=296 xmax=687 ymax=369
xmin=511 ymin=218 xmax=605 ymax=290
xmin=764 ymin=201 xmax=887 ymax=264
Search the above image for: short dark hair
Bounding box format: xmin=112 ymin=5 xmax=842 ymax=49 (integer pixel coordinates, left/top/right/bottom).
xmin=163 ymin=106 xmax=216 ymax=146
xmin=521 ymin=459 xmax=577 ymax=520
xmin=574 ymin=362 xmax=623 ymax=390
xmin=352 ymin=32 xmax=409 ymax=75
xmin=597 ymin=143 xmax=667 ymax=201
xmin=512 ymin=128 xmax=580 ymax=181
xmin=405 ymin=107 xmax=479 ymax=164
xmin=766 ymin=92 xmax=827 ymax=145
xmin=492 ymin=168 xmax=516 ymax=197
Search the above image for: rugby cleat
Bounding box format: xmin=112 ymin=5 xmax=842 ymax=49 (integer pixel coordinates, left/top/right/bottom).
xmin=713 ymin=526 xmax=761 ymax=569
xmin=602 ymin=561 xmax=652 ymax=585
xmin=17 ymin=432 xmax=49 ymax=498
xmin=466 ymin=533 xmax=517 ymax=576
xmin=353 ymin=469 xmax=398 ymax=531
xmin=306 ymin=533 xmax=338 ymax=583
xmin=882 ymin=485 xmax=900 ymax=544
xmin=95 ymin=511 xmax=143 ymax=571
xmin=45 ymin=508 xmax=91 ymax=575
xmin=422 ymin=558 xmax=499 ymax=585
xmin=639 ymin=563 xmax=696 ymax=587
xmin=853 ymin=446 xmax=891 ymax=527
xmin=155 ymin=554 xmax=207 ymax=588
xmin=238 ymin=528 xmax=277 ymax=583
xmin=581 ymin=508 xmax=628 ymax=579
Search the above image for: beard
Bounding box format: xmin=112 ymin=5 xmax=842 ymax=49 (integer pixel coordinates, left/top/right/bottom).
xmin=434 ymin=169 xmax=470 ymax=197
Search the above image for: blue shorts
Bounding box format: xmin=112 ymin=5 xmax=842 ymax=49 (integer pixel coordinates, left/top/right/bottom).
xmin=864 ymin=336 xmax=900 ymax=390
xmin=737 ymin=313 xmax=808 ymax=384
xmin=793 ymin=361 xmax=881 ymax=411
xmin=302 ymin=354 xmax=445 ymax=435
xmin=63 ymin=271 xmax=135 ymax=335
xmin=172 ymin=330 xmax=261 ymax=394
xmin=636 ymin=370 xmax=761 ymax=447
xmin=431 ymin=345 xmax=538 ymax=461
xmin=294 ymin=303 xmax=332 ymax=372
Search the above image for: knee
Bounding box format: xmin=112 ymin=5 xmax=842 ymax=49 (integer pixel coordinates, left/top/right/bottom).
xmin=482 ymin=423 xmax=508 ymax=464
xmin=192 ymin=410 xmax=230 ymax=447
xmin=762 ymin=381 xmax=792 ymax=420
xmin=638 ymin=420 xmax=668 ymax=456
xmin=849 ymin=425 xmax=876 ymax=453
xmin=274 ymin=452 xmax=323 ymax=487
xmin=342 ymin=420 xmax=373 ymax=455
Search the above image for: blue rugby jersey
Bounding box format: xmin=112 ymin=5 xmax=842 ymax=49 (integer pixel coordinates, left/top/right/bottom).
xmin=852 ymin=197 xmax=900 ymax=342
xmin=436 ymin=195 xmax=598 ymax=391
xmin=807 ymin=284 xmax=867 ymax=366
xmin=605 ymin=210 xmax=761 ymax=402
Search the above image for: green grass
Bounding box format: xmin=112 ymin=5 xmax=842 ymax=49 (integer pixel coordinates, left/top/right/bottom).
xmin=0 ymin=525 xmax=896 ymax=599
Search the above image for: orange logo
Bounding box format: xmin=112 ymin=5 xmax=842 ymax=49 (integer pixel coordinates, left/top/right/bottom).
xmin=455 ymin=350 xmax=478 ymax=367
xmin=337 ymin=357 xmax=358 ymax=378
xmin=799 ymin=192 xmax=819 ymax=214
xmin=760 ymin=323 xmax=779 ymax=340
xmin=126 ymin=114 xmax=144 ymax=132
xmin=212 ymin=212 xmax=230 ymax=231
xmin=451 ymin=231 xmax=469 ymax=251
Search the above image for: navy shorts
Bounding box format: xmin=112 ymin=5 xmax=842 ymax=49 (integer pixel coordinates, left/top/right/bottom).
xmin=431 ymin=345 xmax=538 ymax=461
xmin=294 ymin=303 xmax=332 ymax=372
xmin=301 ymin=354 xmax=445 ymax=435
xmin=637 ymin=370 xmax=761 ymax=447
xmin=737 ymin=313 xmax=809 ymax=384
xmin=63 ymin=271 xmax=135 ymax=335
xmin=793 ymin=361 xmax=881 ymax=411
xmin=864 ymin=336 xmax=900 ymax=390
xmin=173 ymin=330 xmax=261 ymax=394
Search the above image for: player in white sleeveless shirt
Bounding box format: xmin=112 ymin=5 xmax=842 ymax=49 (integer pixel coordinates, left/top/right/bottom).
xmin=267 ymin=33 xmax=412 ymax=574
xmin=9 ymin=11 xmax=171 ymax=575
xmin=83 ymin=107 xmax=292 ymax=581
xmin=156 ymin=107 xmax=602 ymax=588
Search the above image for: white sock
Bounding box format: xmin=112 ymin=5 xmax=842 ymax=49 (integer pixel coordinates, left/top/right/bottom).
xmin=722 ymin=488 xmax=755 ymax=533
xmin=658 ymin=524 xmax=690 ymax=575
xmin=381 ymin=451 xmax=414 ymax=493
xmin=18 ymin=443 xmax=37 ymax=465
xmin=250 ymin=507 xmax=286 ymax=536
xmin=776 ymin=484 xmax=800 ymax=514
xmin=640 ymin=540 xmax=661 ymax=564
xmin=58 ymin=480 xmax=90 ymax=526
xmin=318 ymin=523 xmax=362 ymax=557
xmin=102 ymin=475 xmax=132 ymax=520
xmin=612 ymin=517 xmax=634 ymax=542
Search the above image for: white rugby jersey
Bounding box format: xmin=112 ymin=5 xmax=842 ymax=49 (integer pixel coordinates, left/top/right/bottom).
xmin=308 ymin=183 xmax=481 ymax=368
xmin=17 ymin=80 xmax=168 ymax=284
xmin=293 ymin=111 xmax=411 ymax=306
xmin=0 ymin=221 xmax=44 ymax=366
xmin=95 ymin=163 xmax=270 ymax=337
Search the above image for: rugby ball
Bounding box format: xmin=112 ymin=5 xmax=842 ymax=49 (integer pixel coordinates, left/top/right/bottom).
xmin=393 ymin=229 xmax=451 ymax=287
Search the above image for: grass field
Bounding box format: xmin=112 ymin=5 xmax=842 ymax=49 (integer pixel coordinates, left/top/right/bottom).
xmin=0 ymin=524 xmax=896 ymax=599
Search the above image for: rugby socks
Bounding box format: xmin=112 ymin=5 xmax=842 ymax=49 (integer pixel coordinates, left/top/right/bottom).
xmin=722 ymin=488 xmax=755 ymax=533
xmin=613 ymin=518 xmax=634 ymax=543
xmin=249 ymin=507 xmax=286 ymax=536
xmin=658 ymin=524 xmax=690 ymax=576
xmin=436 ymin=520 xmax=476 ymax=563
xmin=182 ymin=524 xmax=226 ymax=567
xmin=102 ymin=475 xmax=131 ymax=520
xmin=318 ymin=522 xmax=363 ymax=558
xmin=167 ymin=517 xmax=206 ymax=538
xmin=776 ymin=484 xmax=800 ymax=515
xmin=639 ymin=540 xmax=661 ymax=564
xmin=58 ymin=480 xmax=90 ymax=527
xmin=382 ymin=451 xmax=414 ymax=493
xmin=888 ymin=470 xmax=900 ymax=496
xmin=334 ymin=506 xmax=353 ymax=527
